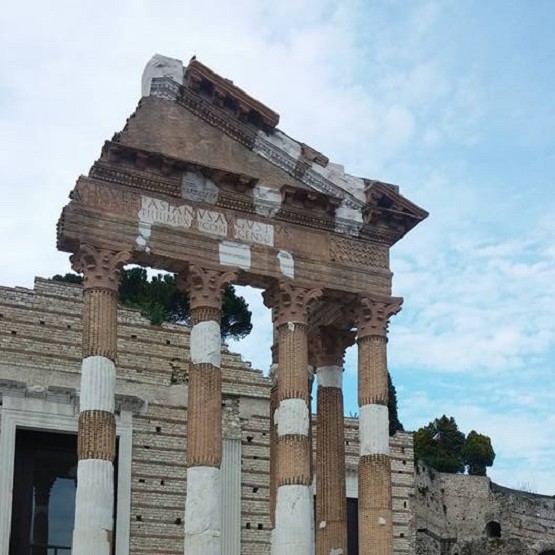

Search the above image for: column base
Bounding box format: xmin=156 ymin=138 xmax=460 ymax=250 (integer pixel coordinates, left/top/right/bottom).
xmin=184 ymin=466 xmax=221 ymax=555
xmin=271 ymin=484 xmax=315 ymax=555
xmin=72 ymin=459 xmax=114 ymax=555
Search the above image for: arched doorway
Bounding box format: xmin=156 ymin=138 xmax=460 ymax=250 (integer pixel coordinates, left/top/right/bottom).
xmin=485 ymin=520 xmax=501 ymax=538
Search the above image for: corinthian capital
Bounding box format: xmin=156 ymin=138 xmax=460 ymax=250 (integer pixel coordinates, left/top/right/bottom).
xmin=70 ymin=245 xmax=131 ymax=292
xmin=263 ymin=281 xmax=323 ymax=326
xmin=308 ymin=325 xmax=356 ymax=367
xmin=356 ymin=293 xmax=403 ymax=338
xmin=181 ymin=265 xmax=238 ymax=311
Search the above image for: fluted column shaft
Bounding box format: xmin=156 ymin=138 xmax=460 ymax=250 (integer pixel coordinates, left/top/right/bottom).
xmin=356 ymin=294 xmax=402 ymax=555
xmin=269 ymin=325 xmax=279 ymax=528
xmin=181 ymin=265 xmax=236 ymax=555
xmin=70 ymin=245 xmax=130 ymax=555
xmin=311 ymin=326 xmax=355 ymax=555
xmin=264 ymin=282 xmax=322 ymax=555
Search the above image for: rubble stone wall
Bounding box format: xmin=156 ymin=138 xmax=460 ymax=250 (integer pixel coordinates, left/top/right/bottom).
xmin=413 ymin=464 xmax=555 ymax=555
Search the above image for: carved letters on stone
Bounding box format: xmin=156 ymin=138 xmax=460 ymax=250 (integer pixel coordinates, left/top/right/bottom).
xmin=196 ymin=209 xmax=228 ymax=237
xmin=139 ymin=196 xmax=194 ymax=229
xmin=74 ymin=180 xmax=140 ymax=217
xmin=75 ymin=182 xmax=330 ymax=261
xmin=234 ymin=219 xmax=274 ymax=247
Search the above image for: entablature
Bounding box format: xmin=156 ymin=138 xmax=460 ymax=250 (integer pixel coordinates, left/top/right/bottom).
xmin=184 ymin=58 xmax=280 ymax=133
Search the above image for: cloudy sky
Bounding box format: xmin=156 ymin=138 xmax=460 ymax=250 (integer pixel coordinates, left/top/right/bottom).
xmin=1 ymin=1 xmax=554 ymax=493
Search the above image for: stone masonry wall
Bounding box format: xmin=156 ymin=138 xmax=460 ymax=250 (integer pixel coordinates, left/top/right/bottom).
xmin=413 ymin=464 xmax=555 ymax=555
xmin=0 ymin=278 xmax=414 ymax=554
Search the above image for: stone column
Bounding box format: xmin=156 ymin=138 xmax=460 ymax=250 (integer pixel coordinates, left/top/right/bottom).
xmin=181 ymin=265 xmax=237 ymax=555
xmin=269 ymin=328 xmax=279 ymax=529
xmin=310 ymin=325 xmax=355 ymax=555
xmin=263 ymin=282 xmax=322 ymax=555
xmin=356 ymin=294 xmax=402 ymax=555
xmin=70 ymin=245 xmax=130 ymax=555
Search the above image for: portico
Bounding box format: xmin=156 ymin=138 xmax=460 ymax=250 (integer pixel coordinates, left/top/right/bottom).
xmin=57 ymin=54 xmax=427 ymax=555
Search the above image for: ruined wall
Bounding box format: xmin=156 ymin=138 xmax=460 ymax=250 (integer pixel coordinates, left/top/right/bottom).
xmin=491 ymin=483 xmax=555 ymax=543
xmin=413 ymin=464 xmax=555 ymax=555
xmin=0 ymin=278 xmax=414 ymax=554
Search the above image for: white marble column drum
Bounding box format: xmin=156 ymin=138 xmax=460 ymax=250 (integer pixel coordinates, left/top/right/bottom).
xmin=70 ymin=245 xmax=130 ymax=555
xmin=263 ymin=282 xmax=322 ymax=555
xmin=180 ymin=265 xmax=237 ymax=555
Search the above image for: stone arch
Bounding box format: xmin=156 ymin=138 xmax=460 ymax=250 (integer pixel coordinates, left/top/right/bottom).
xmin=485 ymin=520 xmax=502 ymax=538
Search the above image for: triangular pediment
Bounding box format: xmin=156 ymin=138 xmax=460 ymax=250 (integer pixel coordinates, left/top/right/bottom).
xmin=135 ymin=55 xmax=428 ymax=242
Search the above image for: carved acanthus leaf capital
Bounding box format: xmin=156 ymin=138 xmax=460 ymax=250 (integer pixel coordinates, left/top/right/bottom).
xmin=263 ymin=281 xmax=323 ymax=327
xmin=356 ymin=294 xmax=403 ymax=338
xmin=308 ymin=325 xmax=356 ymax=367
xmin=70 ymin=245 xmax=131 ymax=292
xmin=180 ymin=265 xmax=238 ymax=311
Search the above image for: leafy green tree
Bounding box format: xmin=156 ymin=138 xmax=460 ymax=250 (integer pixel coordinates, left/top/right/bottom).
xmin=388 ymin=372 xmax=404 ymax=436
xmin=53 ymin=268 xmax=252 ymax=340
xmin=414 ymin=415 xmax=466 ymax=473
xmin=52 ymin=273 xmax=82 ymax=284
xmin=463 ymin=430 xmax=495 ymax=476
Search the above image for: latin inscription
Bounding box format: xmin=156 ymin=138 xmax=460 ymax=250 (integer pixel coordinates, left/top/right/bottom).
xmin=234 ymin=219 xmax=274 ymax=246
xmin=74 ymin=180 xmax=140 ymax=217
xmin=139 ymin=196 xmax=194 ymax=229
xmin=197 ymin=209 xmax=228 ymax=237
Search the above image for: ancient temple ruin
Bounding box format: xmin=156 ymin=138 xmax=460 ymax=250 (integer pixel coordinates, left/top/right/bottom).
xmin=2 ymin=53 xmax=555 ymax=555
xmin=55 ymin=54 xmax=428 ymax=555
xmin=59 ymin=54 xmax=428 ymax=554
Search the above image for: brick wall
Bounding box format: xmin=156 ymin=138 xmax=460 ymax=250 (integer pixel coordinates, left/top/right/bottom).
xmin=0 ymin=278 xmax=415 ymax=554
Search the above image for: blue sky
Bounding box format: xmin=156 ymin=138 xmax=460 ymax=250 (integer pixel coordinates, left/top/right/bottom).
xmin=1 ymin=1 xmax=554 ymax=493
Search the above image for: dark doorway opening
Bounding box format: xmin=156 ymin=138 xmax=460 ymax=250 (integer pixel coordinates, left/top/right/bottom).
xmin=10 ymin=429 xmax=77 ymax=555
xmin=485 ymin=520 xmax=501 ymax=538
xmin=9 ymin=429 xmax=118 ymax=555
xmin=347 ymin=497 xmax=358 ymax=554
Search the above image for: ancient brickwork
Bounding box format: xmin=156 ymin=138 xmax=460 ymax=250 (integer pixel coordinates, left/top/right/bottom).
xmin=0 ymin=278 xmax=416 ymax=554
xmin=344 ymin=421 xmax=416 ymax=554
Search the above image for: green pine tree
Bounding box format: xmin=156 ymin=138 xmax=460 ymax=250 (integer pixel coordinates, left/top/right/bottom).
xmin=53 ymin=268 xmax=253 ymax=341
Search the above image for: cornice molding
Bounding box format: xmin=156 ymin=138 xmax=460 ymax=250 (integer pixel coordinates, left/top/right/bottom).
xmin=149 ymin=76 xmax=364 ymax=211
xmin=146 ymin=74 xmax=428 ymax=245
